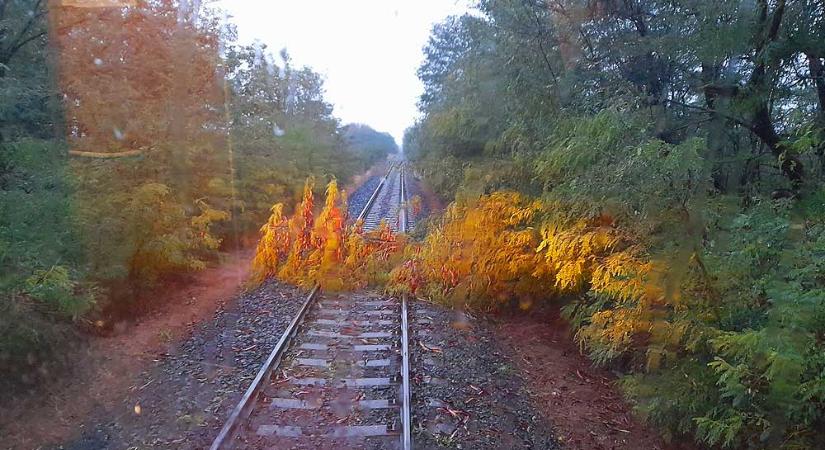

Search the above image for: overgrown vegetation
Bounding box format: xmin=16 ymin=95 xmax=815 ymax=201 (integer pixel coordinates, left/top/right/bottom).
xmin=397 ymin=1 xmax=825 ymax=448
xmin=252 ymin=178 xmax=406 ymax=291
xmin=6 ymin=0 xmax=825 ymax=447
xmin=0 ymin=1 xmax=395 ymax=388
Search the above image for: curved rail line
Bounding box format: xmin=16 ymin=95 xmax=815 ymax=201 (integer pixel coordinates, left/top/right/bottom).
xmin=211 ymin=162 xmax=413 ymax=450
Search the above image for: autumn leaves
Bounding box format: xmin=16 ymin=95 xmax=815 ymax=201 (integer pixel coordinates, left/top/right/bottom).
xmin=253 ymin=186 xmax=656 ymax=347
xmin=252 ymin=178 xmax=406 ymax=291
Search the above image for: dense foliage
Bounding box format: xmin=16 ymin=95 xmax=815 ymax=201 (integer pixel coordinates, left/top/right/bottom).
xmin=252 ymin=178 xmax=405 ymax=291
xmin=1 ymin=1 xmax=391 ymax=387
xmin=342 ymin=123 xmax=399 ymax=169
xmin=223 ymin=46 xmax=384 ymax=235
xmin=0 ymin=0 xmax=85 ymax=386
xmin=403 ymin=1 xmax=825 ymax=448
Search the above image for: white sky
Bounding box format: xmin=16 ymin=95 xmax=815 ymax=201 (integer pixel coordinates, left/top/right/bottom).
xmin=215 ymin=0 xmax=472 ymax=145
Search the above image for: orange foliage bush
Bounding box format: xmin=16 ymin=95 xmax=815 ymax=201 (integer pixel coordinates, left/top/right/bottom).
xmin=388 ymin=192 xmax=554 ymax=310
xmin=388 ymin=192 xmax=658 ymax=332
xmin=252 ymin=178 xmax=406 ymax=290
xmin=256 ymin=186 xmax=660 ymax=364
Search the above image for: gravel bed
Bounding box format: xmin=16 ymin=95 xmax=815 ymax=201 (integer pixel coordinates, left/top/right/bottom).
xmin=237 ymin=292 xmax=403 ymax=450
xmin=409 ymin=300 xmax=559 ymax=449
xmin=348 ymin=175 xmax=383 ymax=219
xmin=347 ymin=171 xmax=431 ymax=230
xmin=54 ymin=280 xmax=307 ymax=450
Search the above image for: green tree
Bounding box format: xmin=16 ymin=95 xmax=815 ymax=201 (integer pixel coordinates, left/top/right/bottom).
xmin=410 ymin=1 xmax=825 ymax=447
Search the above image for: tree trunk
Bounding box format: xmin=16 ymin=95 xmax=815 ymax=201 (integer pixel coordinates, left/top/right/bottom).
xmin=702 ymin=63 xmax=730 ymax=190
xmin=808 ymin=54 xmax=825 ymax=173
xmin=711 ymin=0 xmax=805 ymax=187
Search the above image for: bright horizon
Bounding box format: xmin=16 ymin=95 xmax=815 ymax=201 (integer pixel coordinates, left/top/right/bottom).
xmin=215 ymin=0 xmax=473 ymax=145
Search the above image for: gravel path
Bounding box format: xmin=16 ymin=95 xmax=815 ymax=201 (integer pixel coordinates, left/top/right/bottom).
xmin=54 ymin=280 xmax=308 ymax=450
xmin=409 ymin=300 xmax=559 ymax=449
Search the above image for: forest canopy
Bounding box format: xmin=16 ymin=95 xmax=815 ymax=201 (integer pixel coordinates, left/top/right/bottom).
xmin=342 ymin=123 xmax=399 ymax=167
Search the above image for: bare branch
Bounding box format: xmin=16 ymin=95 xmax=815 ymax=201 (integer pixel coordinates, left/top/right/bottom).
xmin=0 ymin=0 xmax=46 ymax=64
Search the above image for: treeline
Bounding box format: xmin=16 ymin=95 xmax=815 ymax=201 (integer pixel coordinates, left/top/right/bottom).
xmin=342 ymin=123 xmax=399 ymax=167
xmin=0 ymin=1 xmax=394 ymax=386
xmin=405 ymin=1 xmax=825 ymax=448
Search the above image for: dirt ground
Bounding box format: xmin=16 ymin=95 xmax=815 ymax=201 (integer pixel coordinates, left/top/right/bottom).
xmin=0 ymin=249 xmax=252 ymax=449
xmin=494 ymin=307 xmax=696 ymax=450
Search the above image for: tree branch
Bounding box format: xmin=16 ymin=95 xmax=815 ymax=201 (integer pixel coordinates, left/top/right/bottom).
xmin=69 ymin=149 xmax=144 ymax=158
xmin=1 ymin=0 xmax=46 ymax=64
xmin=664 ymin=99 xmax=761 ymax=136
xmin=520 ymin=0 xmax=558 ymax=83
xmin=9 ymin=29 xmax=46 ymax=56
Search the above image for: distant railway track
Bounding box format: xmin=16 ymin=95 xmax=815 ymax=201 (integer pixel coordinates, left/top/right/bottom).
xmin=211 ymin=162 xmax=413 ymax=450
xmin=357 ymin=163 xmax=409 ymax=233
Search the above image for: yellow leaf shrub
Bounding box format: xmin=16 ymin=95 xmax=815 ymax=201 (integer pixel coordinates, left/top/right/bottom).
xmin=276 ymin=179 xmax=316 ymax=282
xmin=252 ymin=178 xmax=405 ymax=291
xmin=389 ymin=192 xmax=552 ymax=310
xmin=255 ymin=185 xmax=675 ymax=369
xmin=250 ymin=203 xmax=289 ymax=283
xmin=387 ymin=191 xmax=674 ymax=366
xmin=535 ymin=217 xmax=689 ymax=367
xmin=305 ymin=180 xmax=348 ymax=289
xmin=341 ymin=220 xmax=408 ymax=289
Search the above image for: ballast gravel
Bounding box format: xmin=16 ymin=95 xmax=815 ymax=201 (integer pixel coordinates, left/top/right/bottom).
xmin=409 ymin=299 xmax=560 ymax=449
xmin=348 ymin=175 xmax=383 ymax=220
xmin=55 ymin=280 xmax=307 ymax=450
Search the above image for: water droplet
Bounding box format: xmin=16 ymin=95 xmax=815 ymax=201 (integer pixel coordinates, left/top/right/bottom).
xmin=272 ymin=123 xmax=285 ymax=137
xmin=94 ymin=58 xmax=103 ymax=66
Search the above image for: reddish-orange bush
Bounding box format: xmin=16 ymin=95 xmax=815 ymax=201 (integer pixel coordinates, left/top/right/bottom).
xmin=388 ymin=192 xmax=552 ymax=310
xmin=252 ymin=178 xmax=405 ymax=290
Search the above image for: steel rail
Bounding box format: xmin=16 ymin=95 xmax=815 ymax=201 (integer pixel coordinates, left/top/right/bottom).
xmin=210 ymin=284 xmax=320 ymax=450
xmin=356 ymin=164 xmax=396 ymax=223
xmin=359 ymin=161 xmax=413 ymax=450
xmin=398 ymin=163 xmax=407 ymax=234
xmin=397 ymin=162 xmax=412 ymax=450
xmin=400 ymin=293 xmax=412 ymax=450
xmin=212 ymin=161 xmax=412 ymax=449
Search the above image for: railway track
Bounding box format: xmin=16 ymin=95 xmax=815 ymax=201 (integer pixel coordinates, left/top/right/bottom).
xmin=211 ymin=163 xmax=413 ymax=450
xmin=357 ymin=164 xmax=409 ymax=233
